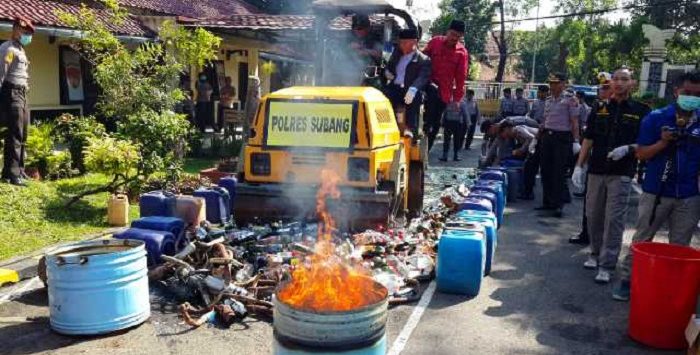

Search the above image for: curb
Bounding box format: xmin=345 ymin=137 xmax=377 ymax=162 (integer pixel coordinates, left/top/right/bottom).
xmin=0 ymin=227 xmax=126 ymax=287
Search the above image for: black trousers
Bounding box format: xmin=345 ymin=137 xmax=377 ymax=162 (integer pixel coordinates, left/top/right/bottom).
xmin=0 ymin=84 xmax=29 ymax=180
xmin=383 ymin=84 xmax=421 ymax=134
xmin=442 ymin=120 xmax=464 ymax=159
xmin=424 ymin=84 xmax=446 ymax=150
xmin=540 ymin=130 xmax=573 ymax=209
xmin=463 ymin=114 xmax=478 ymax=149
xmin=196 ymin=102 xmax=214 ymax=132
xmin=523 ymin=141 xmax=541 ymax=195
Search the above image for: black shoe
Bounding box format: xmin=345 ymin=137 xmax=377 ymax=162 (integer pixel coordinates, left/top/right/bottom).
xmin=453 ymin=156 xmax=462 ymax=162
xmin=573 ymin=192 xmax=586 ymax=198
xmin=569 ymin=233 xmax=590 ymax=245
xmin=534 ymin=206 xmax=555 ymax=211
xmin=553 ymin=208 xmax=563 ymax=218
xmin=539 ymin=208 xmax=563 ymax=218
xmin=465 ymin=146 xmax=472 ymax=150
xmin=438 ymin=157 xmax=448 ymax=162
xmin=518 ymin=193 xmax=535 ymax=200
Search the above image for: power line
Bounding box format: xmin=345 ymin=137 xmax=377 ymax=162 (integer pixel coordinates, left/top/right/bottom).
xmin=496 ymin=0 xmax=692 ymax=24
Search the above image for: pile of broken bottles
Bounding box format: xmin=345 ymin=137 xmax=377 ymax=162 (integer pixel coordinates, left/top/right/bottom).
xmin=145 ymin=208 xmax=449 ymax=329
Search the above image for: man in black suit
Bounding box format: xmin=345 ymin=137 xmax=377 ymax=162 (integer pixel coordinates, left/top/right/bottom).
xmin=384 ymin=28 xmax=431 ymax=137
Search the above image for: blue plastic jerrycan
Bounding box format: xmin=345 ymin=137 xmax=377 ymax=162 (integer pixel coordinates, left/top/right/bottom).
xmin=453 ymin=211 xmax=498 ymax=276
xmin=437 ymin=223 xmax=487 ymax=296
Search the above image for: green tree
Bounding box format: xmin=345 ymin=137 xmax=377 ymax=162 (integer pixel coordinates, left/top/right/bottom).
xmin=516 ymin=27 xmax=559 ymax=82
xmin=492 ymin=0 xmax=538 ymax=82
xmin=57 ymin=0 xmax=221 ymax=204
xmin=629 ymin=0 xmax=699 ymax=36
xmin=668 ymin=34 xmax=700 ymax=66
xmin=553 ymin=0 xmax=616 ymax=83
xmin=517 ymin=18 xmax=647 ymax=83
xmin=430 ymin=0 xmax=495 ymax=55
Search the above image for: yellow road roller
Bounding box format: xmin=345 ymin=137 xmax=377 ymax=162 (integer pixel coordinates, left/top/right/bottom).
xmin=234 ymin=86 xmax=427 ymax=229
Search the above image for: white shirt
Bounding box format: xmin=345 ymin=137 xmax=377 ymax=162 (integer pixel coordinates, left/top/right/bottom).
xmin=394 ymin=52 xmax=414 ymax=87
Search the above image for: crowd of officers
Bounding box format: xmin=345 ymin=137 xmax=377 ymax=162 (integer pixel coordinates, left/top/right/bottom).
xmin=371 ymin=16 xmax=700 ymax=302
xmin=479 ymin=69 xmax=700 ymax=302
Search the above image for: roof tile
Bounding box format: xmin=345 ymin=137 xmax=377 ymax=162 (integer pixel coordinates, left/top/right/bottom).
xmin=117 ymin=0 xmax=260 ymax=18
xmin=189 ymin=14 xmax=382 ymax=31
xmin=0 ymin=0 xmax=151 ymax=36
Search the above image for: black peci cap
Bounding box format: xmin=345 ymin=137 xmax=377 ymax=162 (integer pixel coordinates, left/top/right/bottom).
xmin=399 ymin=28 xmax=419 ymax=40
xmin=352 ymin=14 xmax=371 ymax=30
xmin=449 ymin=20 xmax=466 ymax=33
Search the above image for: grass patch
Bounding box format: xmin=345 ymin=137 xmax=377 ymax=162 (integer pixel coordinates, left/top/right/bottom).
xmin=0 ymin=174 xmax=139 ymax=262
xmin=0 ymin=158 xmax=213 ymax=261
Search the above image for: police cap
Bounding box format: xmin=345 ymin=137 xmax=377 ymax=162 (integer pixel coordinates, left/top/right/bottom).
xmin=14 ymin=16 xmax=35 ymax=33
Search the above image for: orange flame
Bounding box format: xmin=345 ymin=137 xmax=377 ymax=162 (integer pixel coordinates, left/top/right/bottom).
xmin=278 ymin=169 xmax=387 ymax=312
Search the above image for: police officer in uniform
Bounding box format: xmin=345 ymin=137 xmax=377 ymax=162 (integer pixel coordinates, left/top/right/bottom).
xmin=571 ymin=68 xmax=650 ymax=284
xmin=0 ymin=17 xmax=34 ymax=186
xmin=512 ymin=88 xmax=530 ymax=117
xmin=498 ymin=88 xmax=514 ymax=120
xmin=537 ymin=73 xmax=580 ymax=218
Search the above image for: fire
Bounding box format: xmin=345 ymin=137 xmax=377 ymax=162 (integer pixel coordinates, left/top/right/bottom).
xmin=278 ymin=169 xmax=387 ymax=312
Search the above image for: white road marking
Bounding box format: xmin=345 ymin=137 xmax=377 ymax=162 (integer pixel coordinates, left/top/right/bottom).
xmin=387 ymin=280 xmax=436 ymax=355
xmin=0 ymin=277 xmax=40 ymax=305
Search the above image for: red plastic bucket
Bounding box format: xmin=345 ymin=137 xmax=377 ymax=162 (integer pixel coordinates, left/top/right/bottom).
xmin=629 ymin=242 xmax=700 ymax=349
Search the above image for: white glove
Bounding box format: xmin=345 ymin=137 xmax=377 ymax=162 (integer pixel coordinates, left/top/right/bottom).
xmin=607 ymin=145 xmax=630 ymax=161
xmin=528 ymin=139 xmax=537 ymax=155
xmin=571 ymin=165 xmax=586 ymax=190
xmin=572 ymin=142 xmax=582 ymax=155
xmin=404 ymin=87 xmax=418 ymax=105
xmin=385 ymin=70 xmax=395 ymax=81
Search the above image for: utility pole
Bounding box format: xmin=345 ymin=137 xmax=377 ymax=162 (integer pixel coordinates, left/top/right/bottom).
xmin=530 ymin=0 xmax=540 ymax=83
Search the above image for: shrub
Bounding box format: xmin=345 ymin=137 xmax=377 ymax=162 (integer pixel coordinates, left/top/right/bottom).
xmin=83 ymin=136 xmax=140 ymax=180
xmin=45 ymin=151 xmax=74 ymax=180
xmin=55 ymin=114 xmax=106 ymax=173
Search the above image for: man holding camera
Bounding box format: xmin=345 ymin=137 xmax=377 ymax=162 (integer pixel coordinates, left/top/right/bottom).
xmin=571 ymin=68 xmax=650 ymax=284
xmin=612 ymin=70 xmax=700 ymax=301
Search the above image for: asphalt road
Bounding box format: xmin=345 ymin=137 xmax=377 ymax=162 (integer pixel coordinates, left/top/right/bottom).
xmin=0 ymin=136 xmax=696 ymax=355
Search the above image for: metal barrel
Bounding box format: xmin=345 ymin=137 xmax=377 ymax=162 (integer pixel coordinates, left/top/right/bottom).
xmin=273 ymin=286 xmax=389 ymax=351
xmin=47 ymin=239 xmax=150 ymax=335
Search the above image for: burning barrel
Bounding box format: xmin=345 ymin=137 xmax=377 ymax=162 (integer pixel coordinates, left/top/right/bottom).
xmin=272 ymin=169 xmax=389 ymax=354
xmin=273 ymin=282 xmax=389 ymax=354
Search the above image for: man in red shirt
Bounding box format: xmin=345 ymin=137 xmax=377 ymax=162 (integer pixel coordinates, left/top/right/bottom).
xmin=423 ymin=20 xmax=469 ymax=151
